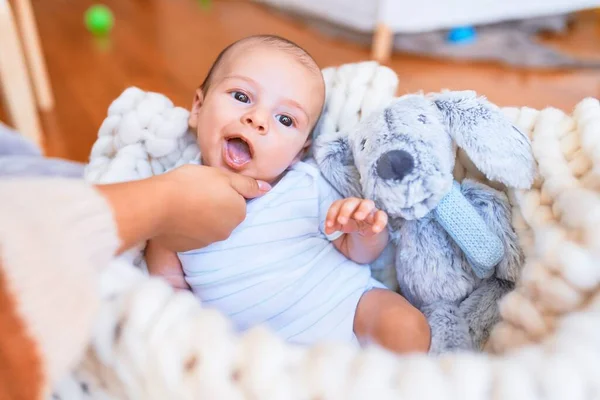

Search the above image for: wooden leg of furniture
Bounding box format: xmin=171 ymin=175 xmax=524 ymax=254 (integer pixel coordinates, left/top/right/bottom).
xmin=14 ymin=0 xmax=54 ymax=111
xmin=371 ymin=23 xmax=394 ymax=63
xmin=0 ymin=0 xmax=43 ymax=147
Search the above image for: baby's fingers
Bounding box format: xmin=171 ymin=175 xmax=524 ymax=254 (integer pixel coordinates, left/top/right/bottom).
xmin=352 ymin=199 xmax=375 ymax=221
xmin=326 ymin=199 xmax=345 ymax=232
xmin=337 ymin=198 xmax=362 ymax=224
xmin=370 ymin=210 xmax=388 ymax=233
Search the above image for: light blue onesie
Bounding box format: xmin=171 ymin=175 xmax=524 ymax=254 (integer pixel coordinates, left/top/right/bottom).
xmin=178 ymin=159 xmax=386 ymax=346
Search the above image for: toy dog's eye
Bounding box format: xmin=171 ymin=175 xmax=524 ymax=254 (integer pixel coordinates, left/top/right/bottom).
xmin=360 ymin=138 xmax=367 ymax=151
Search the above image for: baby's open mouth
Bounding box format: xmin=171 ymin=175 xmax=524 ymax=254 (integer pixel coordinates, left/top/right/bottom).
xmin=223 ymin=136 xmax=253 ymax=170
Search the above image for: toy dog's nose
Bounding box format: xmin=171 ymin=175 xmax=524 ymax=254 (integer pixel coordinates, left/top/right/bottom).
xmin=376 ymin=150 xmax=414 ymax=180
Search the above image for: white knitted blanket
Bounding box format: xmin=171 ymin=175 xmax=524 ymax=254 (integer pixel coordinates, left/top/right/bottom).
xmin=53 ymin=61 xmax=600 ymax=399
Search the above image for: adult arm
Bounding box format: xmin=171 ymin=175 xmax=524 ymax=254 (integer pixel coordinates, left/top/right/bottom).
xmin=0 ymin=164 xmax=268 ymax=400
xmin=95 ymin=164 xmax=270 ymax=254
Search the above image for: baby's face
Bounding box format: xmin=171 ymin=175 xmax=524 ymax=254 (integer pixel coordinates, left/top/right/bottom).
xmin=189 ymin=44 xmax=324 ymax=183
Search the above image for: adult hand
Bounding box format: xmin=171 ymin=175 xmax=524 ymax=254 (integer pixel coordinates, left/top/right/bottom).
xmin=96 ymin=164 xmax=270 ymax=254
xmin=153 ymin=164 xmax=271 ymax=251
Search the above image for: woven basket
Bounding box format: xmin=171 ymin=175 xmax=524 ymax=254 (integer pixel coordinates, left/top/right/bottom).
xmin=52 ymin=62 xmax=600 ymax=400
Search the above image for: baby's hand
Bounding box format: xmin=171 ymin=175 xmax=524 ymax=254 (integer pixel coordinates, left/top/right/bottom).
xmin=325 ymin=198 xmax=388 ymax=237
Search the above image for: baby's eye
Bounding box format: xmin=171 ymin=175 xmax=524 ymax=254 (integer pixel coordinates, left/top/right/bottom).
xmin=277 ymin=114 xmax=293 ymax=127
xmin=231 ymin=91 xmax=249 ymax=103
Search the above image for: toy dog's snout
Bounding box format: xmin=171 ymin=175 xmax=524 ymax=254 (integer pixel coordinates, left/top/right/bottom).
xmin=376 ymin=150 xmax=414 ymax=181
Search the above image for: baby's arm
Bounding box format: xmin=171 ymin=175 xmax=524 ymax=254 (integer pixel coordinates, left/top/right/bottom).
xmin=325 ymin=198 xmax=389 ymax=264
xmin=145 ymin=239 xmax=190 ymax=290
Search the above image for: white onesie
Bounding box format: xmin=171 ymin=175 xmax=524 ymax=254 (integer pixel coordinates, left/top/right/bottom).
xmin=178 ymin=159 xmax=386 ymax=346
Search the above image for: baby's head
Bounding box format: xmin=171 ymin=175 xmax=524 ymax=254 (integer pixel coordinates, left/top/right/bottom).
xmin=189 ymin=35 xmax=325 ymax=183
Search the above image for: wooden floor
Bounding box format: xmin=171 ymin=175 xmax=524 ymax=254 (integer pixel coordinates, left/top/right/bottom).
xmin=3 ymin=0 xmax=600 ymax=161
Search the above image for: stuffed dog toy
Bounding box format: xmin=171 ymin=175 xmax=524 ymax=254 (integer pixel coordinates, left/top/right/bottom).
xmin=314 ymin=90 xmax=536 ymax=353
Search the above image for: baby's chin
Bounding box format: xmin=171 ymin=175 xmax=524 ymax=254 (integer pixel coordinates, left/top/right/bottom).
xmin=227 ymin=166 xmax=285 ymax=185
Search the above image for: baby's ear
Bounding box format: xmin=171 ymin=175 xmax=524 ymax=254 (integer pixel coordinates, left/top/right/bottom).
xmin=432 ymin=90 xmax=536 ymax=189
xmin=188 ymin=89 xmax=204 ymax=129
xmin=313 ymin=129 xmax=363 ymax=198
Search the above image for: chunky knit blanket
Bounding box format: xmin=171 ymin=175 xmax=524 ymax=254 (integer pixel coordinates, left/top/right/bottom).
xmin=52 ymin=61 xmax=600 ymax=399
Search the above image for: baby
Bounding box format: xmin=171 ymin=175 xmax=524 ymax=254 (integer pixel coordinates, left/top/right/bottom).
xmin=146 ymin=35 xmax=430 ymax=353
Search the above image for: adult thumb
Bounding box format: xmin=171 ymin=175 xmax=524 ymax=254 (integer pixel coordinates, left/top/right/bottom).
xmin=228 ymin=173 xmax=271 ymax=199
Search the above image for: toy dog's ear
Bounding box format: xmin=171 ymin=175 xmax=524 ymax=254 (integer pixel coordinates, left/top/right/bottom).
xmin=432 ymin=91 xmax=536 ymax=189
xmin=313 ymin=129 xmax=363 ymax=198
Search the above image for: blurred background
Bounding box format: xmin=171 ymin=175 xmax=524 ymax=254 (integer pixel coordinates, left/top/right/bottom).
xmin=1 ymin=0 xmax=600 ymax=162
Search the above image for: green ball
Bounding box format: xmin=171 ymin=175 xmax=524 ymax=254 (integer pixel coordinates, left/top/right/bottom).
xmin=84 ymin=5 xmax=114 ymax=36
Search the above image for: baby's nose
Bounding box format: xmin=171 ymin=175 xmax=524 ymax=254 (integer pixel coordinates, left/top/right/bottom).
xmin=244 ymin=116 xmax=266 ymax=133
xmin=376 ymin=150 xmax=414 ymax=181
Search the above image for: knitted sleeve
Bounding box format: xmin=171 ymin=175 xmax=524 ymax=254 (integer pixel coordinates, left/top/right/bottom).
xmin=0 ymin=178 xmax=120 ymax=400
xmin=433 ymin=181 xmax=505 ymax=279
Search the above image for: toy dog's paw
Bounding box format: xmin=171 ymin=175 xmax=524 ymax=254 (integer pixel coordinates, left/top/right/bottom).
xmin=459 ymin=278 xmax=514 ymax=349
xmin=422 ymin=302 xmax=473 ymax=354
